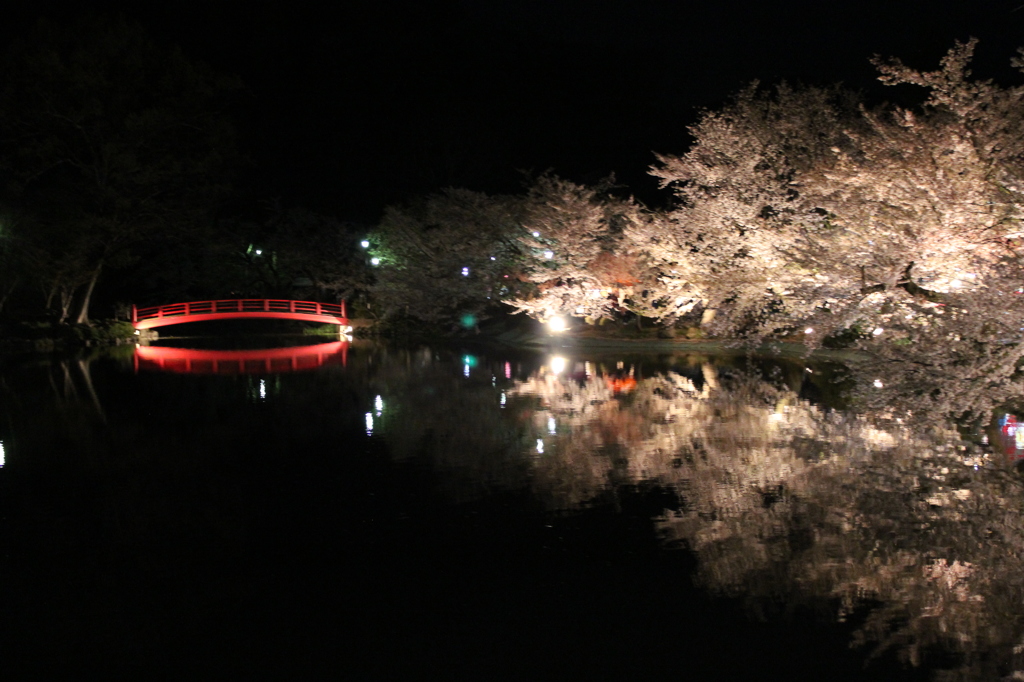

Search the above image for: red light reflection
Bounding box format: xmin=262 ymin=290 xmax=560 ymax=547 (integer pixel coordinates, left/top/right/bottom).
xmin=998 ymin=413 xmax=1024 ymax=462
xmin=134 ymin=341 xmax=348 ymax=374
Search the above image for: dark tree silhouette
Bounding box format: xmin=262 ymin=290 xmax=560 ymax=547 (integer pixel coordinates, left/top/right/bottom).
xmin=0 ymin=16 xmax=238 ymax=323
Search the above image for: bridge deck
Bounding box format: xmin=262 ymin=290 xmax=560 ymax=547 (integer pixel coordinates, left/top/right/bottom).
xmin=133 ymin=299 xmax=348 ymax=330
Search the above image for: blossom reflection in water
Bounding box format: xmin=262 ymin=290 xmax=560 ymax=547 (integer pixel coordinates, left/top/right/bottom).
xmin=8 ymin=343 xmax=1024 ymax=679
xmin=497 ymin=355 xmax=1024 ymax=679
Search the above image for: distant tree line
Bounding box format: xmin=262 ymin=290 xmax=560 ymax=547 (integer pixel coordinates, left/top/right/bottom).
xmin=2 ymin=17 xmax=1023 ymax=373
xmin=369 ymin=39 xmax=1024 ymax=376
xmin=0 ymin=17 xmax=372 ymax=326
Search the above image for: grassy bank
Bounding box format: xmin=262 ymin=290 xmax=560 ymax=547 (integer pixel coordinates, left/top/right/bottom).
xmin=0 ymin=319 xmax=137 ymax=352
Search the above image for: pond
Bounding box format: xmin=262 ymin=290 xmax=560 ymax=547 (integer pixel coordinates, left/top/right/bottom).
xmin=2 ymin=336 xmax=1023 ymax=680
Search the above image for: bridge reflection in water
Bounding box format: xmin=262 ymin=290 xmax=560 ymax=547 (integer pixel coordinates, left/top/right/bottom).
xmin=134 ymin=341 xmax=348 ymax=374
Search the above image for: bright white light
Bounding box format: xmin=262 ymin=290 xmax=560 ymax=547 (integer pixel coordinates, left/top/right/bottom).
xmin=461 ymin=267 xmax=470 ymax=276
xmin=950 ymin=279 xmax=962 ymax=288
xmin=371 ymin=257 xmax=381 ymax=266
xmin=872 ymin=327 xmax=884 ymax=336
xmin=550 ymin=356 xmax=567 ymax=374
xmin=255 ymin=249 xmax=262 ymax=256
xmin=259 ymin=379 xmax=267 ymax=400
xmin=873 ymin=379 xmax=884 ymax=388
xmin=360 ymin=240 xmax=370 ymax=248
xmin=543 ymin=250 xmax=554 ymax=260
xmin=464 ymin=363 xmax=470 ymax=377
xmin=532 ymin=231 xmax=540 ymax=238
xmin=548 ymin=416 xmax=556 ymax=435
xmin=536 ymin=439 xmax=545 ymax=454
xmin=547 ymin=316 xmax=567 ymax=333
xmin=500 ymin=392 xmax=506 ymax=407
xmin=374 ymin=395 xmax=383 ymax=415
xmin=490 ymin=256 xmax=496 ymax=261
xmin=804 ymin=327 xmax=813 ymax=334
xmin=365 ymin=412 xmax=374 ymax=435
xmin=0 ymin=440 xmax=5 ymax=467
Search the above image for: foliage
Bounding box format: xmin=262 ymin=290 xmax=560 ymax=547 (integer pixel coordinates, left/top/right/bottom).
xmin=368 ymin=188 xmax=523 ymax=329
xmin=0 ymin=210 xmax=30 ymax=314
xmin=0 ymin=17 xmax=239 ymax=323
xmin=504 ymin=174 xmax=655 ymax=324
xmin=643 ymin=84 xmax=859 ymax=338
xmin=211 ymin=207 xmax=373 ymax=303
xmin=643 ymin=41 xmax=1024 ymax=353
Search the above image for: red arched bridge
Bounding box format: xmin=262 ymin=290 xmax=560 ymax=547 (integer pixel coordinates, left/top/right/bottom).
xmin=132 ymin=299 xmax=348 ymax=330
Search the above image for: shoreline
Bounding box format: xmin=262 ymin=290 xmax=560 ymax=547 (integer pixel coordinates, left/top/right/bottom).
xmin=490 ymin=328 xmax=868 ymax=362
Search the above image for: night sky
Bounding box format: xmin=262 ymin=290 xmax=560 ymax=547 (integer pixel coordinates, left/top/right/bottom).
xmin=4 ymin=1 xmax=1023 ymax=222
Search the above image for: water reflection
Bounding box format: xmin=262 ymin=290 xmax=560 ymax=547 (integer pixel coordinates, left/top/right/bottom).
xmin=5 ymin=342 xmax=1024 ymax=679
xmin=497 ymin=355 xmax=1023 ymax=679
xmin=363 ymin=350 xmax=1024 ymax=679
xmin=133 ymin=340 xmax=348 ymax=374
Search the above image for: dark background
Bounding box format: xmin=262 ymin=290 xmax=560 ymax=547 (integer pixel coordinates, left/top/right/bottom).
xmin=3 ymin=0 xmax=1022 ymax=221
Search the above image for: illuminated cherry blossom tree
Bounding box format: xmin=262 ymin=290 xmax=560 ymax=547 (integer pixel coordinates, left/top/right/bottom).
xmin=645 ymin=41 xmax=1024 ymax=350
xmin=504 ymin=174 xmax=654 ymax=325
xmin=641 ymin=84 xmax=859 ymax=337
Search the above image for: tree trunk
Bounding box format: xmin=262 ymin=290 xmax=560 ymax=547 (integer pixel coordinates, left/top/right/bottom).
xmin=859 ymin=262 xmax=951 ymax=303
xmin=0 ymin=279 xmax=17 ymax=314
xmin=57 ymin=288 xmax=73 ymax=324
xmin=73 ymin=262 xmax=103 ymax=326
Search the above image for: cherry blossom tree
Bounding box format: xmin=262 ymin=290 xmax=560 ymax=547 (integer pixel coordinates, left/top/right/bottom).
xmin=504 ymin=174 xmax=654 ymax=325
xmin=646 ymin=41 xmax=1024 ymax=351
xmin=642 ymin=84 xmax=860 ymax=338
xmin=788 ymin=40 xmax=1024 ymax=346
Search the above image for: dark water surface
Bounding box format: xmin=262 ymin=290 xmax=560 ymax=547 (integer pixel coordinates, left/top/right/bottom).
xmin=2 ymin=337 xmax=1022 ymax=680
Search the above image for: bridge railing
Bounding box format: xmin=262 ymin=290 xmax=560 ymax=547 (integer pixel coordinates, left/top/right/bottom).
xmin=133 ymin=299 xmax=348 ymax=324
